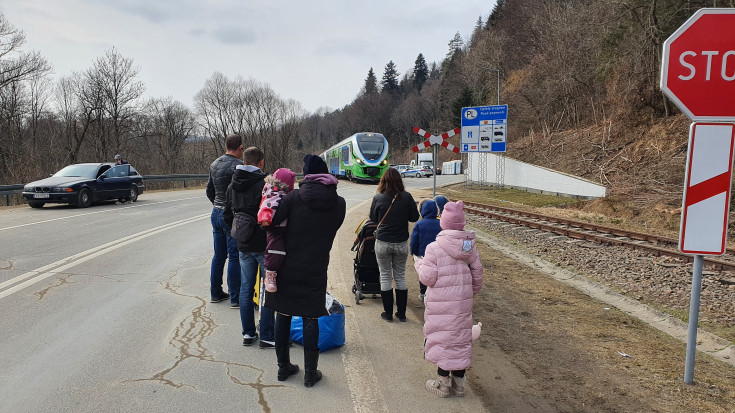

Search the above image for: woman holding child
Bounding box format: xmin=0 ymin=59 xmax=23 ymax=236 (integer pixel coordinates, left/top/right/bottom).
xmin=263 ymin=154 xmax=346 ymax=388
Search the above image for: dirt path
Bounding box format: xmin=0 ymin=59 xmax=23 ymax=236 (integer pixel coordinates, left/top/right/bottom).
xmin=461 ymin=225 xmax=735 ymax=412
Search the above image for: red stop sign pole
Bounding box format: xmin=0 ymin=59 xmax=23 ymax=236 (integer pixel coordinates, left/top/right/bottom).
xmin=660 ymin=8 xmax=735 ymax=385
xmin=660 ymin=8 xmax=735 ymax=121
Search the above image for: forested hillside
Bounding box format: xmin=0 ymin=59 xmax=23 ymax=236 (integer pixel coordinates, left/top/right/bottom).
xmin=303 ymin=0 xmax=733 ymax=211
xmin=2 ymin=0 xmax=734 ymax=214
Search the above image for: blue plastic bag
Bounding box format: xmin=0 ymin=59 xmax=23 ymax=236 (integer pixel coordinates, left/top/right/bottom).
xmin=290 ymin=303 xmax=346 ymax=352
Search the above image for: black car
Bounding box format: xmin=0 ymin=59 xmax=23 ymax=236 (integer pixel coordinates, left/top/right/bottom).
xmin=22 ymin=163 xmax=145 ymax=208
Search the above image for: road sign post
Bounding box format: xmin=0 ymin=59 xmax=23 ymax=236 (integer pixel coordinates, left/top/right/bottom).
xmin=661 ymin=8 xmax=735 ymax=384
xmin=413 ymin=127 xmax=460 ymax=197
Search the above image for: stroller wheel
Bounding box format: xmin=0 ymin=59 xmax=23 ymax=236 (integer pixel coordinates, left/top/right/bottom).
xmin=355 ymin=290 xmax=361 ymax=304
xmin=351 ymin=285 xmax=356 ymax=293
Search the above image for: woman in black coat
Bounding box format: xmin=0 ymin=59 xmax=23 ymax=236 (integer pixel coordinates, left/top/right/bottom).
xmin=369 ymin=167 xmax=419 ymax=322
xmin=264 ymin=154 xmax=346 ymax=388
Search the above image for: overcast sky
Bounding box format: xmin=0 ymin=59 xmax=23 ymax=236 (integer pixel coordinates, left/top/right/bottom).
xmin=1 ymin=1 xmax=493 ymax=114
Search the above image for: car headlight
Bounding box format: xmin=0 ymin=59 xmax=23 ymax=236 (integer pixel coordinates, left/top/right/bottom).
xmin=24 ymin=187 xmax=32 ymax=192
xmin=52 ymin=187 xmax=75 ymax=192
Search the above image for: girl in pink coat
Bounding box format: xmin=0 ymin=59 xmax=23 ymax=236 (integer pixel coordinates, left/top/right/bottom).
xmin=414 ymin=200 xmax=483 ymax=398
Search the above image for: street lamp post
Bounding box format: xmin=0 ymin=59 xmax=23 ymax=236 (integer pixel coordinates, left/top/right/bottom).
xmin=478 ymin=66 xmax=500 ymax=104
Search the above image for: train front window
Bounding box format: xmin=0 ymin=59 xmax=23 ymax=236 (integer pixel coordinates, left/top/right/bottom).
xmin=356 ymin=134 xmax=385 ymax=161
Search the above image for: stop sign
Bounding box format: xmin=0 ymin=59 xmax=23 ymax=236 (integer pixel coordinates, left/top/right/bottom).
xmin=661 ymin=9 xmax=735 ymax=121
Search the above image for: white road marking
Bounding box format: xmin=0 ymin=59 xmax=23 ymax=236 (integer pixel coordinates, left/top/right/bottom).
xmin=0 ymin=196 xmax=202 ymax=232
xmin=334 ymin=200 xmax=389 ymax=413
xmin=0 ymin=214 xmax=208 ymax=300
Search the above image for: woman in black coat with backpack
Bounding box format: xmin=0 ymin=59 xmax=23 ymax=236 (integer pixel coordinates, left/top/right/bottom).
xmin=264 ymin=154 xmax=346 ymax=388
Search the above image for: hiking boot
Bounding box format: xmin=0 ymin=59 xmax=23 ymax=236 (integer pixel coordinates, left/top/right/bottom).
xmin=426 ymin=376 xmax=451 ymax=398
xmin=450 ymin=375 xmax=466 ymax=397
xmin=265 ymin=270 xmax=278 ymax=293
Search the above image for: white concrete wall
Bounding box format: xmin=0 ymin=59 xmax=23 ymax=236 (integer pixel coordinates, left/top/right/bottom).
xmin=466 ymin=152 xmax=607 ymax=199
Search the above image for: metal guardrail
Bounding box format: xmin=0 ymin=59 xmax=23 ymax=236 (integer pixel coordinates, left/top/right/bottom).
xmin=0 ymin=174 xmax=210 ymax=206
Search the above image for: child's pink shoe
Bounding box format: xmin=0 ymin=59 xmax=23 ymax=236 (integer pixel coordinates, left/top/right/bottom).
xmin=265 ymin=270 xmax=278 ymax=293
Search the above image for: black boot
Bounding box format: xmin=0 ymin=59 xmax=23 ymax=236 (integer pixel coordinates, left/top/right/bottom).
xmin=276 ymin=345 xmax=299 ymax=381
xmin=303 ymin=349 xmax=322 ymax=388
xmin=380 ymin=289 xmax=394 ymax=321
xmin=395 ymin=289 xmax=408 ymax=322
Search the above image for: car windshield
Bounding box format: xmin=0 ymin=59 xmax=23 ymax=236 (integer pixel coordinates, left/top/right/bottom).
xmin=356 ymin=134 xmax=385 ymax=161
xmin=53 ymin=164 xmax=100 ymax=178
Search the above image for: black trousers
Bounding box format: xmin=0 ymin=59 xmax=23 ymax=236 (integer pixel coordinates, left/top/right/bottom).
xmin=437 ymin=367 xmax=465 ymax=378
xmin=275 ymin=313 xmax=319 ymax=351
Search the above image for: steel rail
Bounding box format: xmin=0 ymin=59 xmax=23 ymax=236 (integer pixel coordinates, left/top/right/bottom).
xmin=464 ymin=204 xmax=735 ymax=272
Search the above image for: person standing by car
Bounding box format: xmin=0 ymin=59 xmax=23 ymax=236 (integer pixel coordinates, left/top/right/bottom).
xmin=114 ymin=154 xmax=129 ymax=165
xmin=370 ymin=168 xmax=420 ymax=322
xmin=223 ymin=146 xmax=275 ymax=349
xmin=264 ymin=154 xmax=346 ymax=387
xmin=206 ymin=134 xmax=243 ymax=306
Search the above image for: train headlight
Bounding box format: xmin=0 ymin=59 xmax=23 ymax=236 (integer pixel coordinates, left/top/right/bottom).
xmin=380 ymin=159 xmax=388 ymax=166
xmin=355 ymin=158 xmax=364 ymax=165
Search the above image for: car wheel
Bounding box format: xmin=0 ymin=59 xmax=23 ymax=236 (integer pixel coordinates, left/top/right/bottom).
xmin=77 ymin=188 xmax=92 ymax=208
xmin=416 ymin=172 xmax=421 ymax=178
xmin=28 ymin=201 xmax=44 ymax=208
xmin=401 ymin=173 xmax=406 ymax=178
xmin=128 ymin=186 xmax=138 ymax=202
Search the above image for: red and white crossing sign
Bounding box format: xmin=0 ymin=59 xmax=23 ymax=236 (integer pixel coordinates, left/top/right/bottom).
xmin=412 ymin=127 xmax=460 ymax=153
xmin=660 ymin=9 xmax=735 ymax=121
xmin=679 ymin=123 xmax=735 ymax=255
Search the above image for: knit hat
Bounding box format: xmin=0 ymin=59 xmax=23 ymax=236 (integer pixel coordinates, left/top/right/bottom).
xmin=273 ymin=168 xmax=296 ymax=191
xmin=434 ymin=195 xmax=448 ymax=214
xmin=303 ymin=154 xmax=329 ymax=175
xmin=440 ymin=200 xmax=466 ymax=230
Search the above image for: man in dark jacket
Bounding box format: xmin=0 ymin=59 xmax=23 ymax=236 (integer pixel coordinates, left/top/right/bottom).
xmin=264 ymin=154 xmax=346 ymax=387
xmin=223 ymin=146 xmax=275 ymax=348
xmin=206 ymin=134 xmax=243 ymax=306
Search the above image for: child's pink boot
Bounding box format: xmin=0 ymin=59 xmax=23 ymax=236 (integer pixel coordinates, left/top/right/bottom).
xmin=265 ymin=270 xmax=278 ymax=293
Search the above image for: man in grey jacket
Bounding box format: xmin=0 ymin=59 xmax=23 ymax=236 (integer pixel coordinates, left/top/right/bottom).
xmin=206 ymin=134 xmax=244 ymax=306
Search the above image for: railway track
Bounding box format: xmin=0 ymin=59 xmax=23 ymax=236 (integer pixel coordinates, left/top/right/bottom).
xmin=463 ymin=200 xmax=735 ymax=272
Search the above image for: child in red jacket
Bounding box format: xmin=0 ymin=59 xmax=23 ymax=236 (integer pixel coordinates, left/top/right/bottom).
xmin=258 ymin=168 xmax=296 ymax=292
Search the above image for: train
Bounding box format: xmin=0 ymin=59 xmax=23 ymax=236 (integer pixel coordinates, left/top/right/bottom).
xmin=320 ymin=132 xmax=389 ymax=182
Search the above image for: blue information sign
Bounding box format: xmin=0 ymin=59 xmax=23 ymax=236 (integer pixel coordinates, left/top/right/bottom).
xmin=460 ymin=105 xmax=508 ymax=153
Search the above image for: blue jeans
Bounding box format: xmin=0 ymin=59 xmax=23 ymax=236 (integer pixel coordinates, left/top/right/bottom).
xmin=210 ymin=208 xmax=240 ymax=304
xmin=239 ymin=251 xmax=275 ymax=341
xmin=375 ymin=239 xmax=409 ymax=290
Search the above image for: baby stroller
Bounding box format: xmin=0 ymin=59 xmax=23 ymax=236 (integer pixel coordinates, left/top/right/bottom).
xmin=351 ymin=219 xmax=381 ymax=304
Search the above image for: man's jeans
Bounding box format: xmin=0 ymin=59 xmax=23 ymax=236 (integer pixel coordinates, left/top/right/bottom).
xmin=239 ymin=251 xmax=275 ymax=341
xmin=210 ymin=208 xmax=240 ymax=304
xmin=375 ymin=239 xmax=409 ymax=290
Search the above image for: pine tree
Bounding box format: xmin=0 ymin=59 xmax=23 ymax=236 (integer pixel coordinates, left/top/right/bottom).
xmin=381 ymin=60 xmax=400 ymax=96
xmin=487 ymin=0 xmax=505 ymax=28
xmin=364 ymin=67 xmax=378 ymax=96
xmin=446 ymin=32 xmax=464 ymax=60
xmin=413 ymin=53 xmax=429 ymax=92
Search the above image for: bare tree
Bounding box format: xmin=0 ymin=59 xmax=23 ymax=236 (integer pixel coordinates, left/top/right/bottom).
xmin=144 ymin=97 xmax=196 ymax=173
xmin=83 ymin=47 xmax=144 ymax=160
xmin=0 ymin=13 xmax=50 ymax=90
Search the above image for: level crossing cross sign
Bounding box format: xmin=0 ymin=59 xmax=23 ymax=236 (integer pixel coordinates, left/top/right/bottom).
xmin=660 ymin=8 xmax=735 ymax=121
xmin=679 ymin=123 xmax=735 ymax=255
xmin=412 ymin=127 xmax=460 ymax=153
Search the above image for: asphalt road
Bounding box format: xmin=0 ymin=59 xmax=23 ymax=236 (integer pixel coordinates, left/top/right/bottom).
xmin=0 ymin=174 xmax=479 ymax=413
